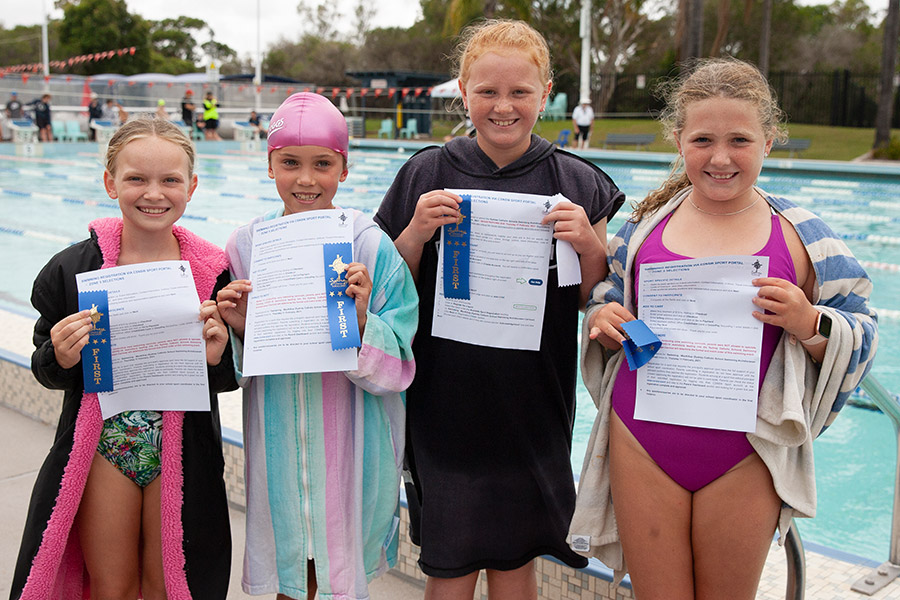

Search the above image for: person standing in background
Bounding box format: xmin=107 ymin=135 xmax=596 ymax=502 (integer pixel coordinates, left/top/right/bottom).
xmin=572 ymin=97 xmax=594 ymax=150
xmin=6 ymin=91 xmax=23 ymax=119
xmin=248 ymin=110 xmax=267 ymax=138
xmin=31 ymin=94 xmax=52 ymax=142
xmin=101 ymin=98 xmax=128 ymax=127
xmin=87 ymin=93 xmax=103 ymax=141
xmin=181 ymin=89 xmax=196 ymax=129
xmin=203 ymin=91 xmax=222 ymax=140
xmin=3 ymin=90 xmax=23 ymax=141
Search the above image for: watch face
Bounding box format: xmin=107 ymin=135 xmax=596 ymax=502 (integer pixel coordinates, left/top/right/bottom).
xmin=819 ymin=313 xmax=832 ymax=338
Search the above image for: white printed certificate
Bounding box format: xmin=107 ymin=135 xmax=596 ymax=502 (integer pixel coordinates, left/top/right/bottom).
xmin=76 ymin=261 xmax=210 ymax=419
xmin=242 ymin=210 xmax=358 ymax=376
xmin=432 ymin=189 xmax=554 ymax=351
xmin=634 ymin=255 xmax=768 ymax=432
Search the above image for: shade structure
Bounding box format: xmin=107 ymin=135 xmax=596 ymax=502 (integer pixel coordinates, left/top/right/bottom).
xmin=431 ymin=78 xmax=460 ymax=99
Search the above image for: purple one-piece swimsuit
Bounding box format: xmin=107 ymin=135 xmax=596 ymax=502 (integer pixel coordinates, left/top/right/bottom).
xmin=611 ymin=211 xmax=797 ymax=491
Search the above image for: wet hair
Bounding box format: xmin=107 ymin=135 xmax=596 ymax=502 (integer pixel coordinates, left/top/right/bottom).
xmin=633 ymin=58 xmax=787 ymax=221
xmin=454 ymin=19 xmax=552 ymax=89
xmin=105 ymin=117 xmax=196 ymax=178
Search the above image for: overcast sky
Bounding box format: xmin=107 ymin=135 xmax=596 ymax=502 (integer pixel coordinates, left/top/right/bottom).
xmin=1 ymin=0 xmax=422 ymax=62
xmin=3 ymin=0 xmax=888 ymax=66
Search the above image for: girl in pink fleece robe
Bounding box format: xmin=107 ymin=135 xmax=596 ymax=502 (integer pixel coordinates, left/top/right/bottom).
xmin=11 ymin=118 xmax=236 ymax=600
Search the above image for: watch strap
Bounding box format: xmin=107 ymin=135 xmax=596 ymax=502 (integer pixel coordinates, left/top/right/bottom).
xmin=799 ymin=331 xmax=827 ymax=345
xmin=799 ymin=311 xmax=828 ymax=345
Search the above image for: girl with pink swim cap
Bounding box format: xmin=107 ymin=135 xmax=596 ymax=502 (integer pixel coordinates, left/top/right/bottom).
xmin=217 ymin=92 xmax=419 ymax=600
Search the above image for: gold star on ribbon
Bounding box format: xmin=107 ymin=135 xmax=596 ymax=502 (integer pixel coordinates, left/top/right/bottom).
xmin=89 ymin=304 xmax=103 ymax=324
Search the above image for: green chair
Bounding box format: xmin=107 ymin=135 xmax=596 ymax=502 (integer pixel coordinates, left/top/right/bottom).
xmin=51 ymin=121 xmax=67 ymax=141
xmin=399 ymin=118 xmax=417 ymax=139
xmin=544 ymin=93 xmax=568 ymax=121
xmin=377 ymin=119 xmax=393 ymax=139
xmin=65 ymin=120 xmax=88 ymax=142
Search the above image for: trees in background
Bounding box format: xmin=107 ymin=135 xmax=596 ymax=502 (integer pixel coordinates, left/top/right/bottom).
xmin=1 ymin=0 xmax=896 ymax=127
xmin=3 ymin=0 xmax=237 ymax=76
xmin=57 ymin=0 xmax=151 ymax=74
xmin=874 ymin=0 xmax=900 ymax=149
xmin=149 ymin=17 xmax=209 ymax=73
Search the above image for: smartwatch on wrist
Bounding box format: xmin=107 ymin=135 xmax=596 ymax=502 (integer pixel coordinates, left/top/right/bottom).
xmin=800 ymin=311 xmax=832 ymax=345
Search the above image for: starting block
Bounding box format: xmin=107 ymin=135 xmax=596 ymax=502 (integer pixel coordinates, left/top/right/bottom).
xmin=10 ymin=120 xmax=42 ymax=156
xmin=91 ymin=120 xmax=119 ymax=157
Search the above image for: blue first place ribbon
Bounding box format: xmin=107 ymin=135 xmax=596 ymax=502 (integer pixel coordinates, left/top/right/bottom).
xmin=78 ymin=290 xmax=114 ymax=393
xmin=621 ymin=319 xmax=662 ymax=371
xmin=443 ymin=195 xmax=471 ymax=299
xmin=323 ymin=242 xmax=362 ymax=351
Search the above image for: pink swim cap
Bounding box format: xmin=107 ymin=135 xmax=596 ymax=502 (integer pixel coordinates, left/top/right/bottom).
xmin=267 ymin=92 xmax=348 ymax=158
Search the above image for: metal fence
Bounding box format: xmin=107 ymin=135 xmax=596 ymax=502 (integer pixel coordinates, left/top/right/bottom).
xmin=2 ymin=70 xmax=897 ymax=130
xmin=0 ymin=75 xmax=444 ymax=134
xmin=592 ymin=70 xmax=900 ymax=128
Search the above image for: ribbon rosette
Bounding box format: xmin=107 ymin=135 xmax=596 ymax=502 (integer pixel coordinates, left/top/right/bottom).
xmin=323 ymin=242 xmax=361 ymax=351
xmin=442 ymin=195 xmax=472 ymax=299
xmin=78 ymin=289 xmax=114 ymax=392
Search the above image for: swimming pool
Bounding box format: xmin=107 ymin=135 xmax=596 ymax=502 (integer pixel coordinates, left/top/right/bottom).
xmin=1 ymin=140 xmax=898 ymax=561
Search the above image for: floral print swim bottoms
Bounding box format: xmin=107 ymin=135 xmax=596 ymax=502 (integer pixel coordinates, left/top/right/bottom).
xmin=97 ymin=410 xmax=163 ymax=487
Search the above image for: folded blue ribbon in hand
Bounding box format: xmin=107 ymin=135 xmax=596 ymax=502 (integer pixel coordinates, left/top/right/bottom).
xmin=621 ymin=319 xmax=661 ymax=371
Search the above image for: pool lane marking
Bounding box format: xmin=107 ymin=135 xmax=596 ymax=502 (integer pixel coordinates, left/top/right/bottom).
xmin=0 ymin=225 xmax=70 ymax=245
xmin=816 ymin=211 xmax=900 ymax=223
xmin=0 ymin=166 xmax=391 ymax=194
xmin=0 ymin=188 xmax=245 ymax=227
xmin=859 ymin=261 xmax=900 ymax=272
xmin=3 ymin=228 xmax=900 ymax=325
xmin=871 ymin=307 xmax=900 ymax=320
xmin=0 ymin=154 xmax=96 ymax=168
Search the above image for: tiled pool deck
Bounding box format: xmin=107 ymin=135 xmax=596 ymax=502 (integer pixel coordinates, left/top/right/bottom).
xmin=2 ymin=306 xmax=899 ymax=600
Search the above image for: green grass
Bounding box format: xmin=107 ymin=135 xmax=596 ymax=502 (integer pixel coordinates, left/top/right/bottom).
xmin=366 ymin=117 xmax=898 ymax=162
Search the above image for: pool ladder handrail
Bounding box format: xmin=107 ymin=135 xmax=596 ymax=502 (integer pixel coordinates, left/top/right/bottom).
xmin=785 ymin=522 xmax=805 ymax=600
xmin=851 ymin=375 xmax=900 ymax=595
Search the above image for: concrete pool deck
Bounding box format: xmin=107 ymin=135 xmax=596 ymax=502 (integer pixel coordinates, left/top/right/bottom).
xmin=2 ymin=305 xmax=900 ymax=599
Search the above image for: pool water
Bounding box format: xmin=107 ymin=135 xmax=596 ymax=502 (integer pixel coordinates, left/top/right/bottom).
xmin=1 ymin=141 xmax=897 ymax=561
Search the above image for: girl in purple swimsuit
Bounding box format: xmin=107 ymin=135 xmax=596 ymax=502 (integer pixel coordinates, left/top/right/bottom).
xmin=576 ymin=59 xmax=853 ymax=599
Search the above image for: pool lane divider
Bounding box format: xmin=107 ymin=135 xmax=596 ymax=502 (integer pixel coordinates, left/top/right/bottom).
xmin=0 ymin=188 xmax=246 ymax=228
xmin=5 ymin=183 xmax=900 ymax=251
xmin=0 ymin=166 xmax=390 ymax=195
xmin=0 ymin=154 xmax=96 ymax=168
xmin=0 ymin=225 xmax=70 ymax=245
xmin=860 ymin=261 xmax=900 ymax=272
xmin=2 ymin=224 xmax=900 ymax=327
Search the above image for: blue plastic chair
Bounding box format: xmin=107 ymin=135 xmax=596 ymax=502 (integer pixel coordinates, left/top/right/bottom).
xmin=554 ymin=129 xmax=570 ymax=148
xmin=545 ymin=93 xmax=568 ymax=121
xmin=65 ymin=120 xmax=88 ymax=142
xmin=399 ymin=118 xmax=418 ymax=139
xmin=51 ymin=121 xmax=67 ymax=141
xmin=377 ymin=119 xmax=393 ymax=139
